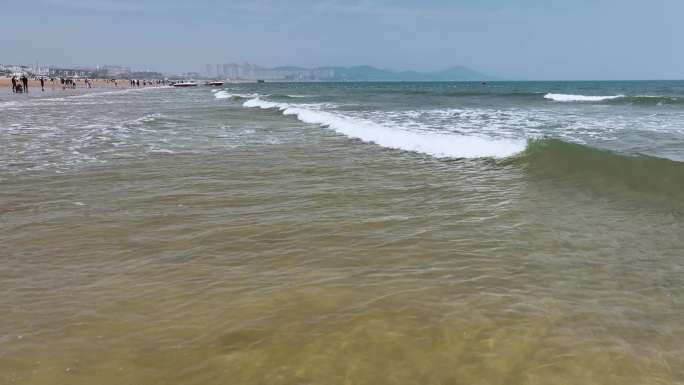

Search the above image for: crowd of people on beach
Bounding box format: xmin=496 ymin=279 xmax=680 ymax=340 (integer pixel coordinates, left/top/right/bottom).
xmin=8 ymin=76 xmax=169 ymax=94
xmin=129 ymin=79 xmax=167 ymax=87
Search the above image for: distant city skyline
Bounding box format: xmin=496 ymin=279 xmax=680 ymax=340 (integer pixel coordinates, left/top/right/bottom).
xmin=6 ymin=0 xmax=684 ymax=80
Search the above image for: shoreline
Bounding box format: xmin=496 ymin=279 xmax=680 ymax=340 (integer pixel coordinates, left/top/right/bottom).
xmin=0 ymin=78 xmax=170 ymax=99
xmin=0 ymin=78 xmax=161 ymax=97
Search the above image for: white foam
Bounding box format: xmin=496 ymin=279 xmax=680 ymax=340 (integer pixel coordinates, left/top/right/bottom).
xmin=544 ymin=93 xmax=625 ymax=102
xmin=214 ymin=91 xmax=258 ymax=99
xmin=243 ymin=98 xmax=525 ymax=159
xmin=214 ymin=91 xmax=231 ymax=99
xmin=149 ymin=148 xmax=176 ymax=155
xmin=0 ymin=101 xmax=18 ymax=109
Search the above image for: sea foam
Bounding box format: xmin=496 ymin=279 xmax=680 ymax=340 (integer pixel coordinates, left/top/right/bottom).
xmin=243 ymin=98 xmax=526 ymax=159
xmin=544 ymin=93 xmax=625 ymax=102
xmin=215 ymin=91 xmax=258 ymax=100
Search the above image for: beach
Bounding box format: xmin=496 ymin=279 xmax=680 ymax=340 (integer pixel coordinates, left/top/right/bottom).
xmin=0 ymin=77 xmax=163 ymax=99
xmin=2 ymin=81 xmax=684 ymax=385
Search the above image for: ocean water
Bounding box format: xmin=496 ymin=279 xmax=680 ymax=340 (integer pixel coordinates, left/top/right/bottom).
xmin=2 ymin=81 xmax=684 ymax=385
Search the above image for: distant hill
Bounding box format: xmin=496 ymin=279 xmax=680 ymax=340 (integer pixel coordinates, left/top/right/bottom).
xmin=215 ymin=62 xmax=497 ymax=81
xmin=428 ymin=66 xmax=496 ymax=81
xmin=317 ymin=65 xmax=496 ymax=81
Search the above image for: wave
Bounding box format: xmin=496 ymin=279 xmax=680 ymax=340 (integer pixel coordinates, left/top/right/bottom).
xmin=544 ymin=93 xmax=625 ymax=102
xmin=265 ymin=94 xmax=315 ymax=99
xmin=214 ymin=91 xmax=232 ymax=99
xmin=236 ymin=96 xmax=684 ymax=199
xmin=0 ymin=101 xmax=18 ymax=109
xmin=543 ymin=93 xmax=684 ymax=105
xmin=243 ymin=97 xmax=526 ymax=159
xmin=214 ymin=91 xmax=258 ymax=100
xmin=507 ymin=138 xmax=684 ymax=199
xmin=217 ymin=88 xmax=684 ymax=106
xmin=616 ymin=95 xmax=684 ymax=106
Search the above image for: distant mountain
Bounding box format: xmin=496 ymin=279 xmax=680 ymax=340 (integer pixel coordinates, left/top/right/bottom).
xmin=428 ymin=66 xmax=496 ymax=81
xmin=316 ymin=65 xmax=496 ymax=81
xmin=319 ymin=65 xmax=401 ymax=81
xmin=214 ymin=62 xmax=497 ymax=81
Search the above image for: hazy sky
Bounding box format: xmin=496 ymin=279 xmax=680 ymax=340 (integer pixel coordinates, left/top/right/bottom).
xmin=5 ymin=0 xmax=684 ymax=80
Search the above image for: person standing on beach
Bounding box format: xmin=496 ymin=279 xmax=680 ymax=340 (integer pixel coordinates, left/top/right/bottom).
xmin=10 ymin=76 xmax=17 ymax=93
xmin=21 ymin=75 xmax=29 ymax=93
xmin=40 ymin=77 xmax=45 ymax=92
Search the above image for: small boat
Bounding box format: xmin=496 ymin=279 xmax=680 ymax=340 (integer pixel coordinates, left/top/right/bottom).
xmin=205 ymin=81 xmax=225 ymax=86
xmin=257 ymin=79 xmax=265 ymax=83
xmin=173 ymin=82 xmax=198 ymax=88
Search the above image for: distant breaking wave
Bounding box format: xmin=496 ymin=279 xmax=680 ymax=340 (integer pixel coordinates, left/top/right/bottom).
xmin=213 ymin=90 xmax=258 ymax=100
xmin=543 ymin=93 xmax=684 ymax=105
xmin=242 ymin=97 xmax=526 ymax=159
xmin=544 ymin=93 xmax=625 ymax=102
xmin=213 ymin=89 xmax=682 ymax=105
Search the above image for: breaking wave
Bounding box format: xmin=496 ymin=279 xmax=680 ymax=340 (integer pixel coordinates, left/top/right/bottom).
xmin=214 ymin=90 xmax=258 ymax=100
xmin=542 ymin=93 xmax=684 ymax=105
xmin=544 ymin=93 xmax=625 ymax=102
xmin=240 ymin=96 xmax=684 ymax=198
xmin=242 ymin=97 xmax=526 ymax=159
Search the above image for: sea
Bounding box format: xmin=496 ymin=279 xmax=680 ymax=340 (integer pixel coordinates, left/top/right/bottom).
xmin=2 ymin=81 xmax=684 ymax=385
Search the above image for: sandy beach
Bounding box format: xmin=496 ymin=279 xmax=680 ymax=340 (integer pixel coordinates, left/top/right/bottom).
xmin=1 ymin=77 xmax=166 ymax=98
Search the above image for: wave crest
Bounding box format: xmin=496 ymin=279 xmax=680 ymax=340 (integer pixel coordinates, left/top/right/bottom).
xmin=214 ymin=91 xmax=258 ymax=100
xmin=507 ymin=138 xmax=684 ymax=199
xmin=544 ymin=93 xmax=625 ymax=102
xmin=243 ymin=98 xmax=526 ymax=159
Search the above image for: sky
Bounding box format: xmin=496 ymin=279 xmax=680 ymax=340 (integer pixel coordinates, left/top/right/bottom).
xmin=4 ymin=0 xmax=684 ymax=80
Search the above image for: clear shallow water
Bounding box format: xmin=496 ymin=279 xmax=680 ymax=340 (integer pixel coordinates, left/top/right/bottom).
xmin=1 ymin=82 xmax=684 ymax=384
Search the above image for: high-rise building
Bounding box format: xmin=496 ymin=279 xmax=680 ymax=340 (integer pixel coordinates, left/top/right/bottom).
xmin=223 ymin=63 xmax=240 ymax=79
xmin=205 ymin=64 xmax=213 ymax=77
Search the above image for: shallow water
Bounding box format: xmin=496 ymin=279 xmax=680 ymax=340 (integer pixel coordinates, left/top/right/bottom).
xmin=2 ymin=82 xmax=684 ymax=384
